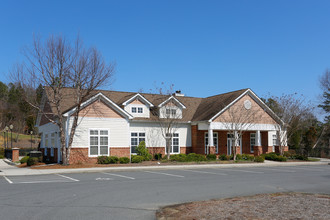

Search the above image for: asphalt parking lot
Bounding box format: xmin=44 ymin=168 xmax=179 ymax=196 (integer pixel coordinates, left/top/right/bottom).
xmin=1 ymin=165 xmax=330 ymax=220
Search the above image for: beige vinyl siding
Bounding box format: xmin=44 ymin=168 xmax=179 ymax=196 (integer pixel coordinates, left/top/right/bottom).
xmin=69 ymin=117 xmax=129 ymax=148
xmin=129 ymin=122 xmax=191 ymax=147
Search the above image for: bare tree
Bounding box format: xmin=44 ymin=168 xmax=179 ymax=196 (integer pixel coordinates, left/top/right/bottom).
xmin=217 ymin=99 xmax=259 ymax=160
xmin=12 ymin=35 xmax=115 ymax=165
xmin=265 ymin=94 xmax=314 ymax=155
xmin=151 ymin=84 xmax=182 ymax=160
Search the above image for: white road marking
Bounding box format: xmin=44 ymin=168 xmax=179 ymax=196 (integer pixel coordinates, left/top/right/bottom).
xmin=144 ymin=171 xmax=185 ymax=178
xmin=96 ymin=177 xmax=113 ymax=181
xmin=183 ymin=169 xmax=228 ymax=175
xmin=12 ymin=180 xmax=73 ymax=184
xmin=213 ymin=168 xmax=264 ymax=174
xmin=56 ymin=174 xmax=80 ymax=182
xmin=3 ymin=176 xmax=13 ymax=184
xmin=102 ymin=172 xmax=135 ymax=180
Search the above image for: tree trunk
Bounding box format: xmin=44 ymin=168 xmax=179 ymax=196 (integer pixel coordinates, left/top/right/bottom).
xmin=166 ymin=137 xmax=171 ymax=160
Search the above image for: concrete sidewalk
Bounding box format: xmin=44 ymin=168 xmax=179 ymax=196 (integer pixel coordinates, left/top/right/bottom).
xmin=0 ymin=158 xmax=329 ymax=176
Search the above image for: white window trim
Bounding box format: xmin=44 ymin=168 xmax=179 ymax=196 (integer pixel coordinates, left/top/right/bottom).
xmin=205 ymin=132 xmax=218 ymax=154
xmin=132 ymin=107 xmax=137 ymax=113
xmin=50 ymin=133 xmax=55 ymax=157
xmin=88 ymin=128 xmax=110 ymax=157
xmin=250 ymin=133 xmax=255 ymax=153
xmin=44 ymin=133 xmax=49 ymax=156
xmin=130 ymin=132 xmax=146 ymax=155
xmin=166 ymin=133 xmax=180 ymax=154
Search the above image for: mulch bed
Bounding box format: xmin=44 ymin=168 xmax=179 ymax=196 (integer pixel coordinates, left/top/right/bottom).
xmin=20 ymin=160 xmax=252 ymax=169
xmin=156 ymin=192 xmax=330 ymax=220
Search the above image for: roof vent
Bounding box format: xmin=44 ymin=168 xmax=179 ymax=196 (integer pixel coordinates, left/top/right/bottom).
xmin=174 ymin=90 xmax=184 ymax=97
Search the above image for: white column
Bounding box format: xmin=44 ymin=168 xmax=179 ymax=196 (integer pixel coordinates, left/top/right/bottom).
xmin=256 ymin=130 xmax=261 ymax=146
xmin=208 ymin=128 xmax=214 ymax=147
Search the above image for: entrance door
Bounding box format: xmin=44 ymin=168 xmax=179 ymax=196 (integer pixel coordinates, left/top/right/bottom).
xmin=227 ymin=134 xmax=242 ymax=155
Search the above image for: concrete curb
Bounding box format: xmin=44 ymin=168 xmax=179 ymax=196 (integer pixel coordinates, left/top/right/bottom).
xmin=2 ymin=158 xmax=16 ymax=166
xmin=0 ymin=160 xmax=329 ymax=176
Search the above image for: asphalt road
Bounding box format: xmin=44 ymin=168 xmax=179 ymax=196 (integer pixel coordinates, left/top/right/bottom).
xmin=0 ymin=165 xmax=330 ymax=220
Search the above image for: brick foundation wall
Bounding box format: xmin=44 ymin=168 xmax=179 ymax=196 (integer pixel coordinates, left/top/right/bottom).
xmin=70 ymin=148 xmax=96 ymax=164
xmin=110 ymin=148 xmax=130 ymax=158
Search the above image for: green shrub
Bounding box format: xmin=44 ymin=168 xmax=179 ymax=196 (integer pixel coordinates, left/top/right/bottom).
xmin=219 ymin=154 xmax=228 ymax=161
xmin=136 ymin=141 xmax=152 ymax=161
xmin=241 ymin=154 xmax=255 ymax=161
xmin=186 ymin=153 xmax=206 ymax=162
xmin=0 ymin=148 xmax=4 ymax=159
xmin=119 ymin=157 xmax=130 ymax=164
xmin=236 ymin=154 xmax=242 ymax=160
xmin=20 ymin=156 xmax=30 ymax=164
xmin=254 ymin=156 xmax=265 ymax=163
xmin=294 ymin=155 xmax=308 ymax=161
xmin=263 ymin=153 xmax=287 ymax=162
xmin=206 ymin=154 xmax=217 ymax=161
xmin=131 ymin=155 xmax=144 ymax=163
xmin=97 ymin=156 xmax=109 ymax=164
xmin=170 ymin=154 xmax=187 ymax=162
xmin=154 ymin=153 xmax=162 ymax=160
xmin=27 ymin=157 xmax=38 ymax=166
xmin=108 ymin=156 xmax=119 ymax=164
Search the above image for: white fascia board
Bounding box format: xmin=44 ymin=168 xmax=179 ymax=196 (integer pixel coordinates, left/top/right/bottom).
xmin=199 ymin=121 xmax=279 ymax=131
xmin=208 ymin=89 xmax=284 ymax=125
xmin=247 ymin=89 xmax=284 ymax=125
xmin=122 ymin=93 xmax=154 ymax=107
xmin=208 ymin=89 xmax=249 ymax=122
xmin=158 ymin=96 xmax=186 ymax=109
xmin=63 ymin=92 xmax=133 ymax=119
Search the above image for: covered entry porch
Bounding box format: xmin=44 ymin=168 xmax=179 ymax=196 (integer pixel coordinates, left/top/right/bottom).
xmin=191 ymin=123 xmax=279 ymax=156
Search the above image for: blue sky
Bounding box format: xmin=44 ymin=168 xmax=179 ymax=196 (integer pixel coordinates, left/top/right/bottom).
xmin=0 ymin=0 xmax=329 ymax=114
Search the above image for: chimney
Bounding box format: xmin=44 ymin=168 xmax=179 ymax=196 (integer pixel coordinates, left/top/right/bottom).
xmin=174 ymin=90 xmax=184 ymax=97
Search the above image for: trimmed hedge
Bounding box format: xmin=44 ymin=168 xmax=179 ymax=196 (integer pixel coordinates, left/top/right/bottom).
xmin=206 ymin=154 xmax=217 ymax=161
xmin=254 ymin=156 xmax=265 ymax=163
xmin=108 ymin=156 xmax=119 ymax=164
xmin=131 ymin=155 xmax=144 ymax=163
xmin=170 ymin=154 xmax=187 ymax=162
xmin=186 ymin=153 xmax=206 ymax=162
xmin=20 ymin=156 xmax=30 ymax=164
xmin=263 ymin=152 xmax=287 ymax=162
xmin=97 ymin=156 xmax=108 ymax=164
xmin=119 ymin=157 xmax=130 ymax=164
xmin=27 ymin=157 xmax=38 ymax=166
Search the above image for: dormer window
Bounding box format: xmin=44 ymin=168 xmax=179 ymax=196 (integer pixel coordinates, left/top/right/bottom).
xmin=132 ymin=107 xmax=137 ymax=113
xmin=166 ymin=108 xmax=176 ymax=117
xmin=132 ymin=107 xmax=143 ymax=114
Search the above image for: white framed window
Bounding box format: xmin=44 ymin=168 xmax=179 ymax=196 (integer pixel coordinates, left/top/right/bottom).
xmin=250 ymin=133 xmax=255 ymax=153
xmin=89 ymin=129 xmax=109 ymax=156
xmin=166 ymin=133 xmax=180 ymax=154
xmin=51 ymin=133 xmax=55 ymax=157
xmin=165 ymin=108 xmax=177 ymax=118
xmin=44 ymin=134 xmax=48 ymax=156
xmin=272 ymin=134 xmax=277 ymax=152
xmin=131 ymin=132 xmax=145 ymax=154
xmin=131 ymin=107 xmax=137 ymax=113
xmin=205 ymin=132 xmax=218 ymax=154
xmin=138 ymin=107 xmax=143 ymax=113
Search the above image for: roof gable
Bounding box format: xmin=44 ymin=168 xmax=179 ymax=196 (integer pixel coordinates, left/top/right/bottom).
xmin=158 ymin=96 xmax=187 ymax=109
xmin=122 ymin=93 xmax=154 ymax=107
xmin=63 ymin=92 xmax=133 ymax=119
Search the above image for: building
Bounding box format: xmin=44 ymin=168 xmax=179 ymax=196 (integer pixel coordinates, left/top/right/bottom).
xmin=36 ymin=87 xmax=287 ymax=164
